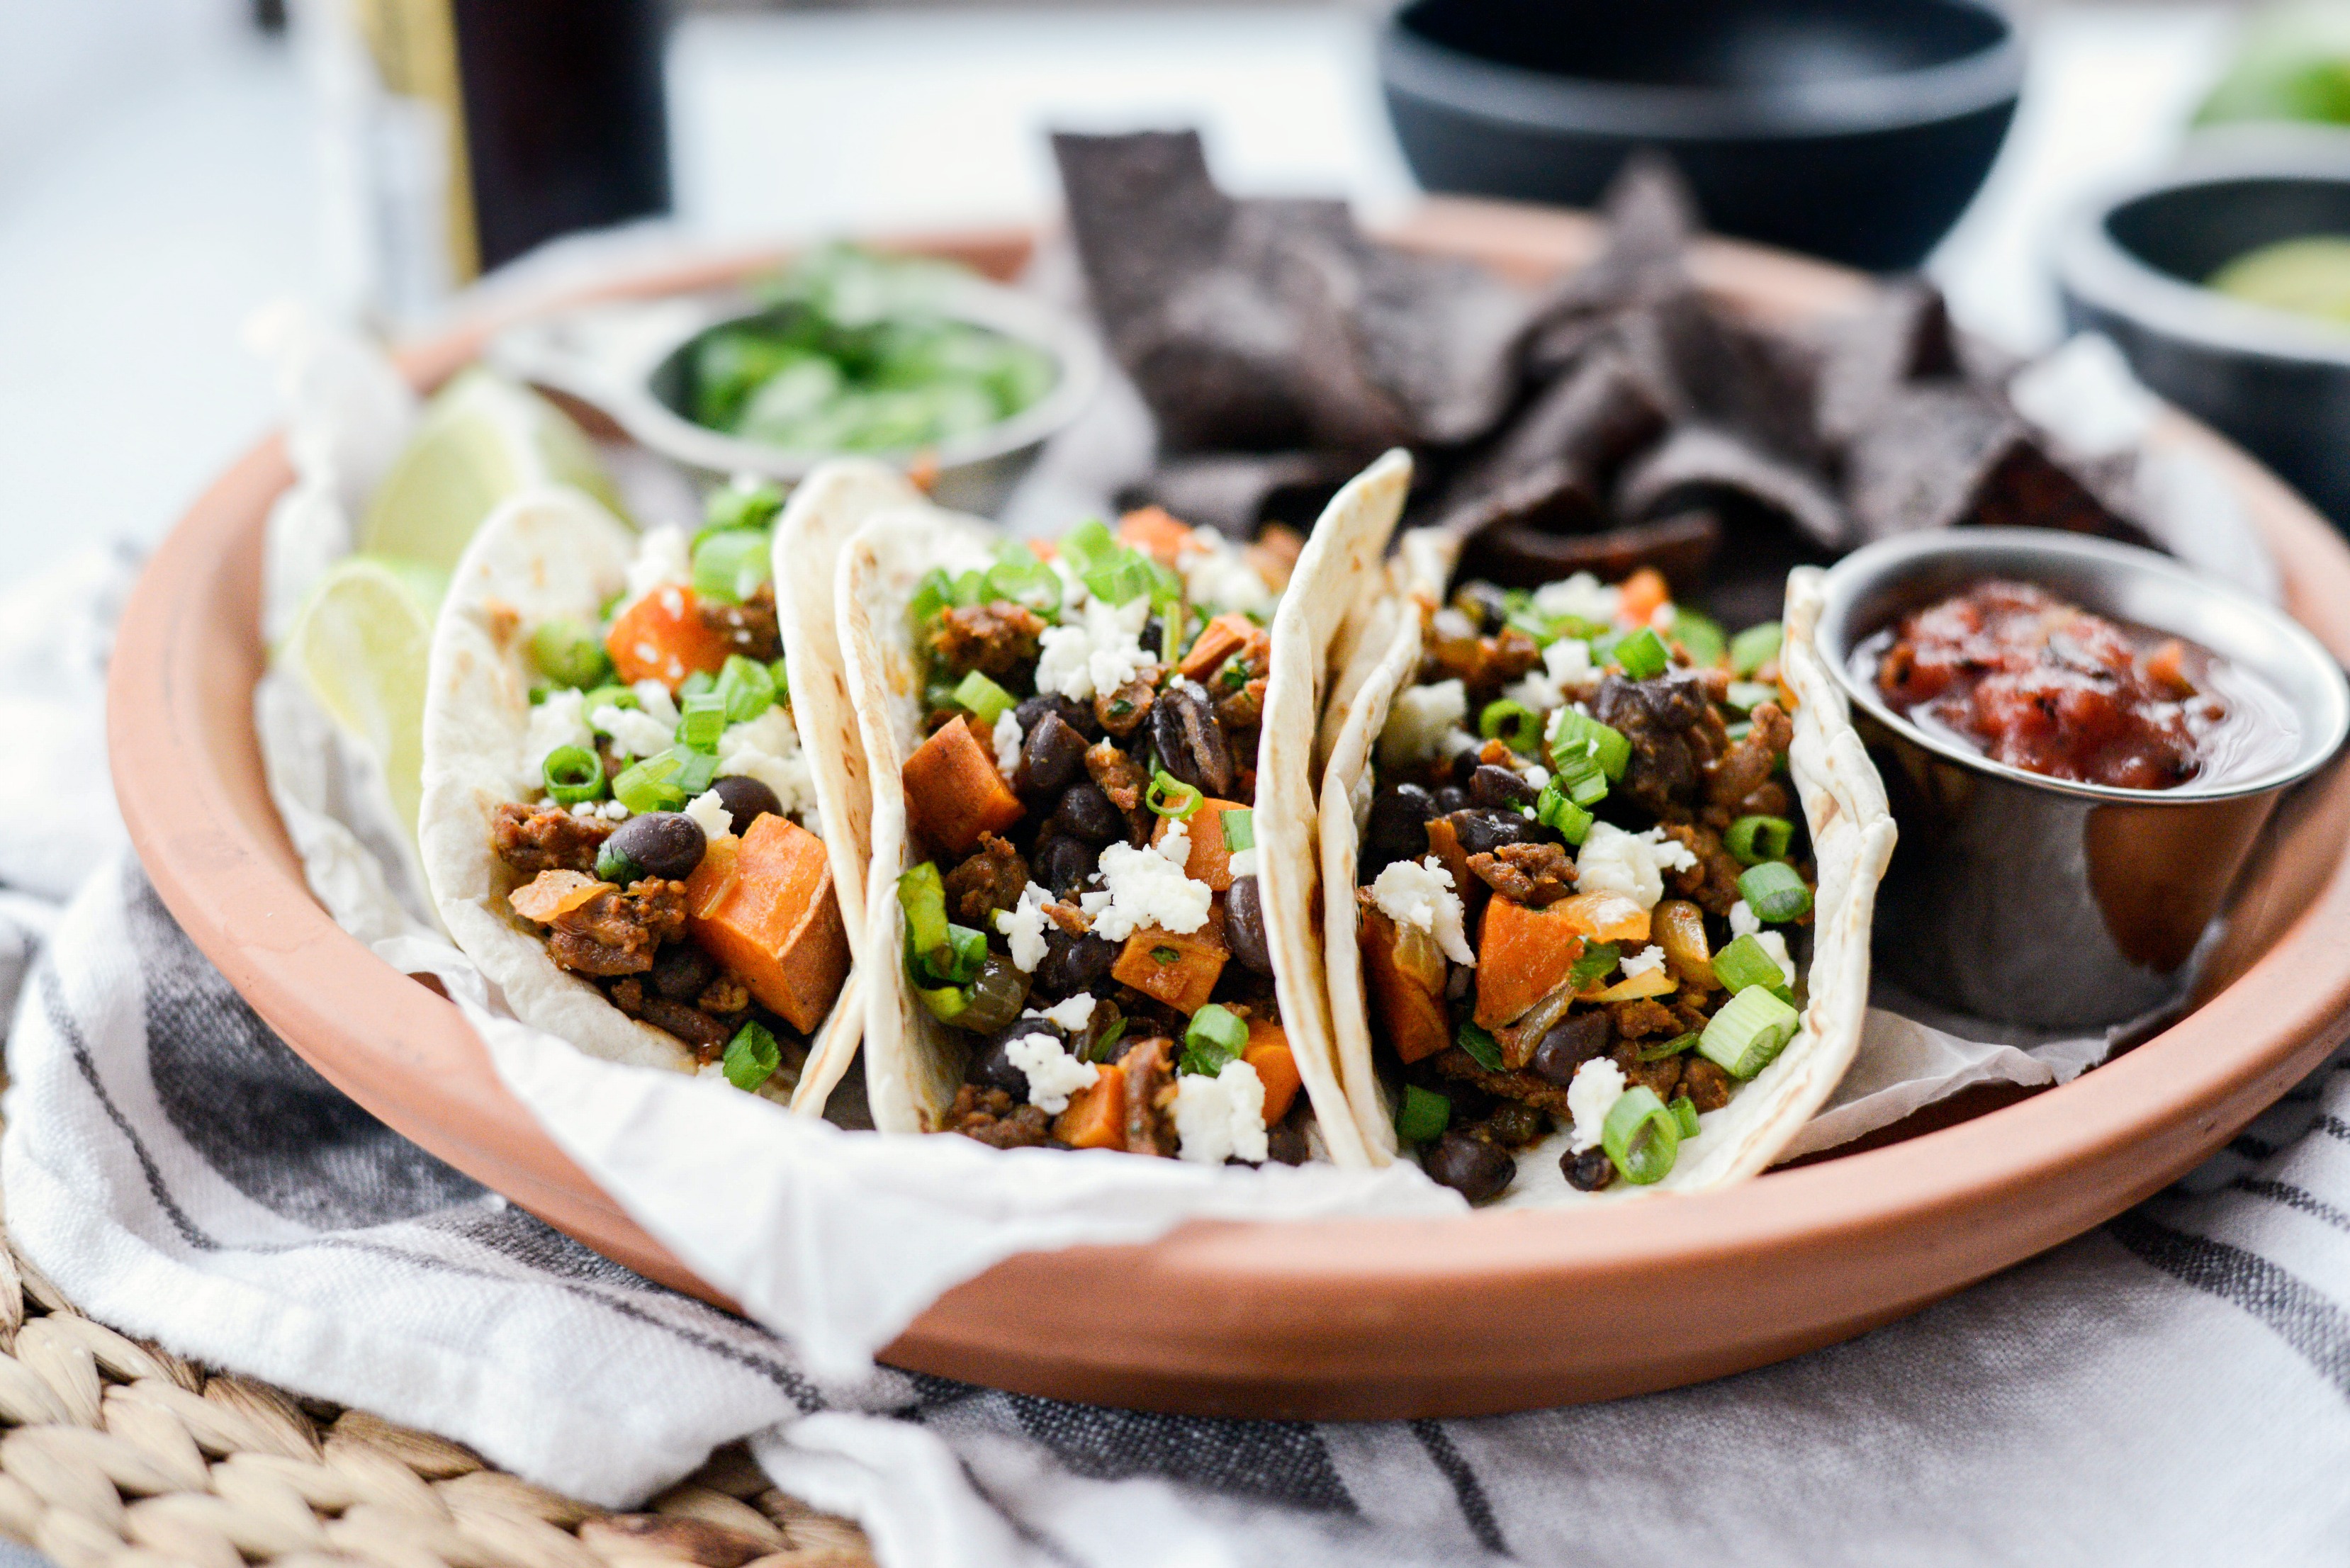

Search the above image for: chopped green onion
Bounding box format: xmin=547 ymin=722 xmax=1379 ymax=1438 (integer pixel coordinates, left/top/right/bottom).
xmin=1670 ymin=1095 xmax=1702 ymax=1139
xmin=1478 ymin=699 xmax=1543 ymax=754
xmin=703 ymin=478 xmax=784 ymax=535
xmin=1725 ymin=680 xmax=1779 ymax=714
xmin=1724 ymin=721 xmax=1753 ymax=744
xmin=984 ymin=543 xmax=1062 ymax=619
xmin=916 ymin=982 xmax=969 ymax=1022
xmin=1534 ymin=782 xmax=1594 ymax=844
xmin=938 ymin=924 xmax=989 ymax=986
xmin=1615 ymin=626 xmax=1670 ymax=679
xmin=722 ymin=1020 xmax=781 ymax=1093
xmin=1589 ymin=629 xmax=1624 ymax=668
xmin=1699 ymin=985 xmax=1800 ymax=1079
xmin=583 ymin=683 xmax=639 ymax=714
xmin=715 ymin=655 xmax=775 ymax=725
xmin=1548 ymin=709 xmax=1629 ymax=783
xmin=1395 ymin=1084 xmax=1451 ymax=1146
xmin=1059 ymin=517 xmax=1116 ymax=571
xmin=952 ymin=670 xmax=1016 ymax=727
xmin=1738 ymin=861 xmax=1813 ymax=923
xmin=692 ymin=527 xmax=772 ymax=606
xmin=1673 ymin=611 xmax=1726 ymax=667
xmin=668 ymin=744 xmax=719 ymax=797
xmin=528 ymin=619 xmax=613 ymax=689
xmin=1563 ymin=766 xmax=1609 ymax=809
xmin=1724 ymin=815 xmax=1794 ymax=866
xmin=1568 ymin=942 xmax=1620 ymax=991
xmin=896 ymin=863 xmax=951 ymax=965
xmin=678 ymin=692 xmax=729 ymax=752
xmin=770 ymin=656 xmax=790 ymax=702
xmin=950 ymin=568 xmax=988 ymax=608
xmin=1083 ymin=550 xmax=1154 ymax=607
xmin=1147 ymin=769 xmax=1202 ymax=819
xmin=612 ymin=752 xmax=687 ymax=814
xmin=528 ymin=682 xmax=551 ymax=706
xmin=1637 ymin=1031 xmax=1701 ymax=1063
xmin=1730 ymin=621 xmax=1783 ymax=677
xmin=1456 ymin=1020 xmax=1505 ymax=1072
xmin=1602 ymin=1086 xmax=1680 ymax=1185
xmin=595 ymin=840 xmax=643 ymax=884
xmin=909 ymin=568 xmax=954 ymax=626
xmin=1712 ymin=934 xmax=1788 ymax=995
xmin=680 ymin=669 xmax=716 ymax=700
xmin=1181 ymin=1005 xmax=1249 ymax=1076
xmin=541 ymin=745 xmax=606 ymax=806
xmin=1221 ymin=808 xmax=1255 ymax=853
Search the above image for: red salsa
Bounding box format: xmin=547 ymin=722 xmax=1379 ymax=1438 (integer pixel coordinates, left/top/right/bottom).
xmin=1865 ymin=580 xmax=2234 ymax=789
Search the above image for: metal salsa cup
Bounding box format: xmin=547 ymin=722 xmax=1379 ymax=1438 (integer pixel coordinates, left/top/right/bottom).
xmin=1814 ymin=529 xmax=2350 ymax=1030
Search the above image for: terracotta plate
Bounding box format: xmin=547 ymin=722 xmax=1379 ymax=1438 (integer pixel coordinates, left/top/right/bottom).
xmin=108 ymin=201 xmax=2350 ymax=1418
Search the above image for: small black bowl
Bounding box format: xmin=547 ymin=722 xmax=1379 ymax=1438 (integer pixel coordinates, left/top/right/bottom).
xmin=1378 ymin=0 xmax=2023 ymax=270
xmin=2057 ymin=133 xmax=2350 ymax=529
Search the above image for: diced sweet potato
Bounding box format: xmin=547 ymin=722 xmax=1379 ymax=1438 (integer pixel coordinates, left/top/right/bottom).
xmin=1179 ymin=613 xmax=1257 ymax=682
xmin=1117 ymin=505 xmax=1196 ymax=565
xmin=684 ymin=813 xmax=848 ymax=1033
xmin=1053 ymin=1064 xmax=1127 ymax=1150
xmin=1243 ymin=1017 xmax=1302 ymax=1125
xmin=510 ymin=869 xmax=609 ymax=923
xmin=1152 ymin=799 xmax=1247 ymax=891
xmin=1551 ymin=890 xmax=1651 ymax=945
xmin=901 ymin=716 xmax=1024 ymax=858
xmin=606 ymin=585 xmax=734 ymax=689
xmin=1359 ymin=901 xmax=1451 ymax=1064
xmin=1619 ymin=567 xmax=1670 ymax=629
xmin=1112 ymin=920 xmax=1229 ymax=1015
xmin=1422 ymin=816 xmax=1483 ymax=934
xmin=1475 ymin=896 xmax=1587 ymax=1030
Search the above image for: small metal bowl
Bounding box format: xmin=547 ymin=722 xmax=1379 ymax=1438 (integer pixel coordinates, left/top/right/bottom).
xmin=487 ymin=272 xmax=1103 ymax=517
xmin=1815 ymin=529 xmax=2350 ymax=1029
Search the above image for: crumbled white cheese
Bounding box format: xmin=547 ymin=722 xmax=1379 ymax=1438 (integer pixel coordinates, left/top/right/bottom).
xmin=1028 ymin=991 xmax=1098 ymax=1033
xmin=1531 ymin=572 xmax=1619 ymax=627
xmin=1650 ymin=602 xmax=1677 ymax=631
xmin=631 ymin=681 xmax=680 ymax=728
xmin=1753 ymin=930 xmax=1798 ymax=988
xmin=682 ymin=789 xmax=735 ymax=845
xmin=1177 ymin=532 xmax=1274 ymax=616
xmin=996 ymin=884 xmax=1052 ymax=973
xmin=1035 ymin=593 xmax=1152 ymax=703
xmin=1619 ymin=944 xmax=1668 ymax=978
xmin=594 ymin=703 xmax=675 ymax=760
xmin=1729 ymin=899 xmax=1760 ymax=939
xmin=1378 ymin=679 xmax=1468 ymax=770
xmin=1651 ymin=831 xmax=1698 ymax=874
xmin=1574 ymin=823 xmax=1695 ymax=909
xmin=1006 ymin=1032 xmax=1098 ymax=1115
xmin=1524 ymin=765 xmax=1551 ymax=790
xmin=718 ymin=706 xmax=819 ymax=831
xmin=1502 ymin=669 xmax=1564 ymax=716
xmin=1368 ymin=856 xmax=1476 ymax=966
xmin=992 ymin=710 xmax=1024 ymax=778
xmin=522 ymin=687 xmax=591 ymax=782
xmin=1568 ymin=1057 xmax=1628 ymax=1153
xmin=1543 ymin=637 xmax=1597 ymax=690
xmin=1442 ymin=726 xmax=1482 ymax=758
xmin=600 ymin=799 xmax=631 ymax=821
xmin=624 ymin=526 xmax=692 ymax=601
xmin=569 ymin=801 xmax=602 ymax=820
xmin=1174 ymin=1059 xmax=1269 ymax=1166
xmin=1082 ymin=822 xmax=1211 ymax=940
xmin=1227 ymin=847 xmax=1259 ymax=879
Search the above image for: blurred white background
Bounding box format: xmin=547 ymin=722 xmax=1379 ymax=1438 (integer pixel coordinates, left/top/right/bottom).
xmin=0 ymin=1 xmax=2242 ymax=575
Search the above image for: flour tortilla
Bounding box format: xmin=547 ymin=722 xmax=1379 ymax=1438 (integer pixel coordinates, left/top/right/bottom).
xmin=841 ymin=451 xmax=1413 ymax=1155
xmin=418 ymin=486 xmax=863 ymax=1097
xmin=1317 ymin=542 xmax=1896 ymax=1194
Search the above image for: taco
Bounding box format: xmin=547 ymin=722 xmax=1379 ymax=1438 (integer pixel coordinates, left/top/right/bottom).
xmin=420 ymin=479 xmax=874 ymax=1101
xmin=838 ymin=451 xmax=1410 ymax=1161
xmin=1318 ymin=538 xmax=1894 ymax=1202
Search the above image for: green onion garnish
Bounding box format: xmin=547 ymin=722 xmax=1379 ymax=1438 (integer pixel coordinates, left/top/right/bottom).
xmin=1725 ymin=680 xmax=1779 ymax=714
xmin=938 ymin=923 xmax=989 ymax=986
xmin=1673 ymin=611 xmax=1726 ymax=667
xmin=1670 ymin=1095 xmax=1702 ymax=1139
xmin=1637 ymin=1031 xmax=1701 ymax=1063
xmin=1059 ymin=517 xmax=1116 ymax=571
xmin=541 ymin=745 xmax=606 ymax=806
xmin=612 ymin=752 xmax=687 ymax=815
xmin=1563 ymin=765 xmax=1609 ymax=809
xmin=1724 ymin=815 xmax=1794 ymax=866
xmin=1478 ymin=699 xmax=1543 ymax=754
xmin=678 ymin=692 xmax=729 ymax=753
xmin=528 ymin=619 xmax=613 ymax=690
xmin=1699 ymin=985 xmax=1800 ymax=1079
xmin=702 ymin=478 xmax=784 ymax=535
xmin=770 ymin=656 xmax=790 ymax=702
xmin=1181 ymin=1004 xmax=1249 ymax=1076
xmin=679 ymin=669 xmax=716 ymax=700
xmin=984 ymin=543 xmax=1062 ymax=619
xmin=528 ymin=682 xmax=551 ymax=706
xmin=915 ymin=982 xmax=969 ymax=1023
xmin=952 ymin=670 xmax=1017 ymax=727
xmin=692 ymin=527 xmax=772 ymax=607
xmin=1730 ymin=621 xmax=1783 ymax=677
xmin=668 ymin=744 xmax=719 ymax=797
xmin=1568 ymin=942 xmax=1620 ymax=991
xmin=1737 ymin=861 xmax=1812 ymax=923
xmin=909 ymin=568 xmax=953 ymax=626
xmin=1147 ymin=769 xmax=1203 ymax=819
xmin=1615 ymin=626 xmax=1670 ymax=679
xmin=1711 ymin=934 xmax=1787 ymax=995
xmin=595 ymin=841 xmax=642 ymax=884
xmin=1602 ymin=1086 xmax=1681 ymax=1185
xmin=1395 ymin=1084 xmax=1450 ymax=1146
xmin=714 ymin=655 xmax=775 ymax=725
xmin=1456 ymin=1020 xmax=1505 ymax=1072
xmin=1221 ymin=808 xmax=1255 ymax=853
xmin=950 ymin=568 xmax=988 ymax=608
xmin=896 ymin=863 xmax=952 ymax=966
xmin=1082 ymin=549 xmax=1158 ymax=607
xmin=1724 ymin=721 xmax=1753 ymax=744
xmin=722 ymin=1020 xmax=781 ymax=1093
xmin=1548 ymin=709 xmax=1629 ymax=783
xmin=1535 ymin=782 xmax=1594 ymax=844
xmin=583 ymin=683 xmax=639 ymax=715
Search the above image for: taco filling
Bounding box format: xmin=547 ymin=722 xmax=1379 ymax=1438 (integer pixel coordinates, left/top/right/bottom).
xmin=890 ymin=508 xmax=1315 ymax=1162
xmin=494 ymin=480 xmax=849 ymax=1093
xmin=1359 ymin=568 xmax=1816 ymax=1201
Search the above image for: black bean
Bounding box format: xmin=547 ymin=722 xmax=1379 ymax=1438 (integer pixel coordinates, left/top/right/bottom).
xmin=1530 ymin=1011 xmax=1614 ymax=1086
xmin=970 ymin=1017 xmax=1064 ymax=1097
xmin=1432 ymin=785 xmax=1471 ymax=816
xmin=1225 ymin=875 xmax=1274 ymax=976
xmin=1265 ymin=1119 xmax=1312 ymax=1166
xmin=1424 ymin=1132 xmax=1515 ymax=1204
xmin=1446 ymin=806 xmax=1539 ymax=855
xmin=1644 ymin=671 xmax=1714 ymax=731
xmin=1037 ymin=928 xmax=1119 ymax=995
xmin=1151 ymin=682 xmax=1234 ymax=799
xmin=1561 ymin=1145 xmax=1616 ymax=1191
xmin=1451 ymin=748 xmax=1483 ymax=784
xmin=1016 ymin=693 xmax=1099 ymax=740
xmin=710 ymin=775 xmax=782 ymax=836
xmin=1365 ymin=783 xmax=1436 ymax=864
xmin=1470 ymin=765 xmax=1538 ymax=811
xmin=1141 ymin=616 xmax=1167 ymax=661
xmin=1020 ymin=711 xmax=1089 ymax=796
xmin=1032 ymin=833 xmax=1096 ymax=897
xmin=607 ymin=811 xmax=706 ymax=881
xmin=1053 ymin=782 xmax=1125 ymax=844
xmin=649 ymin=942 xmax=717 ymax=1002
xmin=1451 ymin=582 xmax=1509 ymax=635
xmin=1483 ymin=1100 xmax=1547 ymax=1148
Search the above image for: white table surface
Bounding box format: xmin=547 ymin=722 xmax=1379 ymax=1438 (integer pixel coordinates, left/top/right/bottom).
xmin=0 ymin=1 xmax=2235 ymax=578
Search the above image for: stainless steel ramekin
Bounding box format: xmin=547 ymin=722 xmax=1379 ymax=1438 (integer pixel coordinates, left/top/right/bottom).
xmin=1814 ymin=529 xmax=2350 ymax=1029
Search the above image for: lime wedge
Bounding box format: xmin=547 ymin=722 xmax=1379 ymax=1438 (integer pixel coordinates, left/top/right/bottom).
xmin=276 ymin=555 xmax=450 ymax=835
xmin=359 ymin=367 xmax=623 ymax=572
xmin=2208 ymin=235 xmax=2350 ymax=326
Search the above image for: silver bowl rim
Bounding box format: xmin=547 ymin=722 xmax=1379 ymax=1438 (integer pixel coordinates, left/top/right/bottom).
xmin=1815 ymin=527 xmax=2350 ymax=806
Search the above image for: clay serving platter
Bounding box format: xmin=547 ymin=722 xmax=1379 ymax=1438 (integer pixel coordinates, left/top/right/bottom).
xmin=108 ymin=201 xmax=2350 ymax=1418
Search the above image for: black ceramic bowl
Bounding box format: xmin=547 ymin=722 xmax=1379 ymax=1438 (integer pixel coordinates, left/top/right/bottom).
xmin=2057 ymin=134 xmax=2350 ymax=529
xmin=1378 ymin=0 xmax=2023 ymax=270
